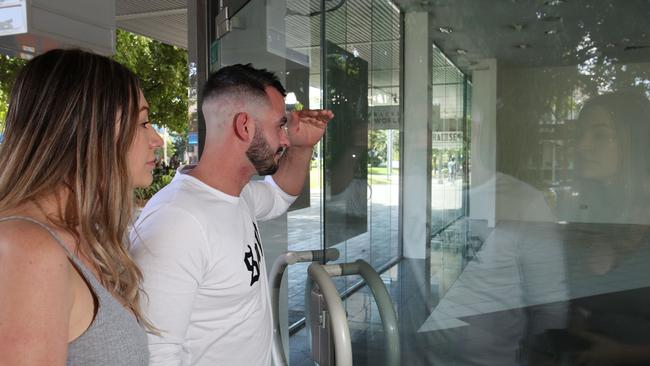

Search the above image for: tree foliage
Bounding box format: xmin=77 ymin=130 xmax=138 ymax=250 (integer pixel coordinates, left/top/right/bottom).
xmin=0 ymin=55 xmax=27 ymax=131
xmin=368 ymin=129 xmax=387 ymax=166
xmin=114 ymin=29 xmax=189 ymax=134
xmin=0 ymin=30 xmax=188 ymax=135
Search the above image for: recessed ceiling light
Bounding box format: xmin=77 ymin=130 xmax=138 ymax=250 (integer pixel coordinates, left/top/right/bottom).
xmin=622 ymin=37 xmax=631 ymax=43
xmin=537 ymin=11 xmax=563 ymax=22
xmin=545 ymin=29 xmax=558 ymax=35
xmin=516 ymin=43 xmax=531 ymax=49
xmin=456 ymin=49 xmax=467 ymax=55
xmin=544 ymin=0 xmax=565 ymax=5
xmin=606 ymin=43 xmax=616 ymax=48
xmin=438 ymin=26 xmax=453 ymax=34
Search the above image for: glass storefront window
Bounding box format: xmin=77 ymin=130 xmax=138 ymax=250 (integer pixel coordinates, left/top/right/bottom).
xmin=201 ymin=0 xmax=650 ymax=364
xmin=207 ymin=0 xmax=401 ymax=334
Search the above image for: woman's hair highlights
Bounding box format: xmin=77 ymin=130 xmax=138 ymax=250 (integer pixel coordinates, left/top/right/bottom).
xmin=0 ymin=49 xmax=150 ymax=327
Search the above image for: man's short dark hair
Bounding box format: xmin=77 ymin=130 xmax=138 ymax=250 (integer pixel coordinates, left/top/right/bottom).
xmin=202 ymin=64 xmax=286 ymax=106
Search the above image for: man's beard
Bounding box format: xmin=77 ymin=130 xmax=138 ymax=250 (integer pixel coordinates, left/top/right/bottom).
xmin=246 ymin=128 xmax=284 ymax=176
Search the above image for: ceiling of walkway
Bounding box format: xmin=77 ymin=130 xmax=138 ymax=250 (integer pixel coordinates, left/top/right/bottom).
xmin=397 ymin=0 xmax=650 ymax=72
xmin=117 ymin=0 xmax=650 ymax=74
xmin=116 ymin=0 xmax=187 ymax=49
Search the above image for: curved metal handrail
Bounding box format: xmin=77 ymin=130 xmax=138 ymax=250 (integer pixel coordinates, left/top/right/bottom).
xmin=269 ymin=249 xmax=339 ymax=366
xmin=333 ymin=260 xmax=400 ymax=366
xmin=307 ymin=262 xmax=353 ymax=366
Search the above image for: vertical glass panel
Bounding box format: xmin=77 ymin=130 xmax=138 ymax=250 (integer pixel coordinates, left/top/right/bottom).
xmin=284 ymin=0 xmax=323 ymax=328
xmin=431 ymin=44 xmax=466 ymax=234
xmin=319 ymin=0 xmax=402 ymax=363
xmin=323 ymin=39 xmax=369 ymax=248
xmin=285 ymin=0 xmax=324 ymax=329
xmin=406 ymin=1 xmax=650 ymax=365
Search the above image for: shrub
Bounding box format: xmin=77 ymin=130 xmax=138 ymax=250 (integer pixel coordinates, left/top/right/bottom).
xmin=135 ymin=166 xmax=175 ymax=204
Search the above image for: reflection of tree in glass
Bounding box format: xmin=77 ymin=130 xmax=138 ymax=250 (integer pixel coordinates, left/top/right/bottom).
xmin=498 ymin=62 xmax=650 ymax=195
xmin=322 ymin=41 xmax=369 ymax=246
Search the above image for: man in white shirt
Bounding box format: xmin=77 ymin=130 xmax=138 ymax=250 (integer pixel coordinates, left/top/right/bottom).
xmin=130 ymin=64 xmax=333 ymax=366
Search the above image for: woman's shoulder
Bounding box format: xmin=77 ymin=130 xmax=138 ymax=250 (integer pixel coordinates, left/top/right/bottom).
xmin=0 ymin=217 xmax=76 ymax=364
xmin=0 ymin=217 xmax=73 ymax=277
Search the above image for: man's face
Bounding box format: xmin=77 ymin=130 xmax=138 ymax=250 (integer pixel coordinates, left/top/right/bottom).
xmin=246 ymin=126 xmax=284 ymax=175
xmin=245 ymin=87 xmax=290 ymax=175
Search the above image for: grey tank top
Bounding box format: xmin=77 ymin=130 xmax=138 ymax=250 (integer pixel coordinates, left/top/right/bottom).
xmin=0 ymin=216 xmax=149 ymax=366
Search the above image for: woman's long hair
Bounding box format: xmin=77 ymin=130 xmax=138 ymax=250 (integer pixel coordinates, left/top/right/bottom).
xmin=572 ymin=90 xmax=650 ymax=224
xmin=0 ymin=49 xmax=149 ymax=325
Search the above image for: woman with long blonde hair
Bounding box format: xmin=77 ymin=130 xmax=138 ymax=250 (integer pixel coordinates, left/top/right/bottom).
xmin=0 ymin=48 xmax=162 ymax=365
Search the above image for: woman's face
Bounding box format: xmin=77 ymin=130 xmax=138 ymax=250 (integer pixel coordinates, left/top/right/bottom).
xmin=575 ymin=105 xmax=620 ymax=180
xmin=126 ymin=91 xmax=163 ymax=188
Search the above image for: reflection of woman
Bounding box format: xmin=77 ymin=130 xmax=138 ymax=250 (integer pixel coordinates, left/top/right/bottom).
xmin=562 ymin=91 xmax=650 ymax=224
xmin=0 ymin=49 xmax=162 ymax=364
xmin=557 ymin=91 xmax=650 ymax=365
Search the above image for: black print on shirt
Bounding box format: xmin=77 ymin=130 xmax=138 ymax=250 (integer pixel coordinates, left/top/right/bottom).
xmin=244 ymin=223 xmax=264 ymax=286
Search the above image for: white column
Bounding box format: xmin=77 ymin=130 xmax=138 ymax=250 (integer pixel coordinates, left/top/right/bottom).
xmin=469 ymin=59 xmax=497 ymax=227
xmin=402 ymin=11 xmax=432 ymax=259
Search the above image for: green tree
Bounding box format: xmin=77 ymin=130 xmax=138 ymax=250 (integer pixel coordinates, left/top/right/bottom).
xmin=0 ymin=30 xmax=189 ymax=135
xmin=0 ymin=55 xmax=27 ymax=131
xmin=113 ymin=29 xmax=188 ymax=134
xmin=368 ymin=129 xmax=387 ymax=166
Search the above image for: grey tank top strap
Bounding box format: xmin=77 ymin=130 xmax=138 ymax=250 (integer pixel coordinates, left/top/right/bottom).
xmin=0 ymin=215 xmax=76 ymax=255
xmin=0 ymin=216 xmax=97 ymax=286
xmin=0 ymin=215 xmax=149 ymax=365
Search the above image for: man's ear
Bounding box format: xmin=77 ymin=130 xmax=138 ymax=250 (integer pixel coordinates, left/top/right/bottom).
xmin=233 ymin=112 xmax=252 ymax=141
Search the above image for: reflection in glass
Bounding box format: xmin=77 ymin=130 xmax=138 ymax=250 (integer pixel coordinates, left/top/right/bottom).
xmin=415 ymin=1 xmax=650 ymax=365
xmin=324 ymin=40 xmax=369 ymax=247
xmin=205 ymin=0 xmax=650 ymax=364
xmin=559 ymin=91 xmax=650 ymax=224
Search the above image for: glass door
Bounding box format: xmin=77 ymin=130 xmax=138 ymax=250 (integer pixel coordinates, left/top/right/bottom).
xmin=207 ymin=0 xmax=402 ymax=363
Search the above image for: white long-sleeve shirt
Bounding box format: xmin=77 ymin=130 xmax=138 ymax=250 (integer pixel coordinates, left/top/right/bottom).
xmin=130 ymin=168 xmax=296 ymax=366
